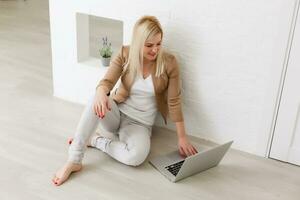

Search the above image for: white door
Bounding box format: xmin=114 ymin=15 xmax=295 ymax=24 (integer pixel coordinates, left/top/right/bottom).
xmin=269 ymin=2 xmax=300 ymax=165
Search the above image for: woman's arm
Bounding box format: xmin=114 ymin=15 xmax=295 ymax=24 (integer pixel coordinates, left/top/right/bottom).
xmin=94 ymin=46 xmax=125 ymax=118
xmin=166 ymin=56 xmax=198 ymax=157
xmin=96 ymin=46 xmax=125 ymax=94
xmin=176 ymin=121 xmax=198 ymax=157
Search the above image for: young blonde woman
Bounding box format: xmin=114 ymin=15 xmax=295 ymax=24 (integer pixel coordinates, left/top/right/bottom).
xmin=52 ymin=15 xmax=198 ymax=186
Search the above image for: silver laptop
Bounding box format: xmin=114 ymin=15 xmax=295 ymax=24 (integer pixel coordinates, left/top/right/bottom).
xmin=149 ymin=140 xmax=233 ymax=182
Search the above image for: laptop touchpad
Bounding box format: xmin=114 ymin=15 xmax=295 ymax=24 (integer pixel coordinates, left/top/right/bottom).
xmin=165 ymin=150 xmax=186 ymax=163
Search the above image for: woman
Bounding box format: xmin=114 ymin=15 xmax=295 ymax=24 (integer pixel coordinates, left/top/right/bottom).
xmin=52 ymin=15 xmax=198 ymax=186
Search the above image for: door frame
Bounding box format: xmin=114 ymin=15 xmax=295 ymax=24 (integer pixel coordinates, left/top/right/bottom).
xmin=267 ymin=0 xmax=300 ymax=158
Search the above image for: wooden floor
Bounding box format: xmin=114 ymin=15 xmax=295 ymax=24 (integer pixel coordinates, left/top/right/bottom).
xmin=0 ymin=0 xmax=299 ymax=199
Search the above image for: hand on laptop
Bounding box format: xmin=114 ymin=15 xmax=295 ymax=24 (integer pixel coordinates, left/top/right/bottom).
xmin=178 ymin=136 xmax=198 ymax=157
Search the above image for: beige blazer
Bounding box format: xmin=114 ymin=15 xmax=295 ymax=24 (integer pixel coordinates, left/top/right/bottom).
xmin=96 ymin=45 xmax=183 ymax=124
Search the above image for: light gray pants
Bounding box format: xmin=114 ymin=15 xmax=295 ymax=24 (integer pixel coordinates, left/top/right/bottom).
xmin=68 ymin=93 xmax=152 ymax=166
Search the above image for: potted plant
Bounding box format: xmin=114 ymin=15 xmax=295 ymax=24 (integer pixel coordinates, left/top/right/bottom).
xmin=99 ymin=36 xmax=113 ymax=67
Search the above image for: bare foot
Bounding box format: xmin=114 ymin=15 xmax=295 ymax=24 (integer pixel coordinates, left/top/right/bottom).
xmin=52 ymin=162 xmax=82 ymax=186
xmin=67 ymin=137 xmax=73 ymax=145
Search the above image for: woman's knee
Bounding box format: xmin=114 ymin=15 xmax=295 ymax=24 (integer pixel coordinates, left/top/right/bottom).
xmin=122 ymin=146 xmax=150 ymax=166
xmin=97 ymin=97 xmax=120 ymax=132
xmin=118 ymin=127 xmax=151 ymax=166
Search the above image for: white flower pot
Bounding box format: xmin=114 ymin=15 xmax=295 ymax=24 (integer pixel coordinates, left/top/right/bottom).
xmin=101 ymin=57 xmax=111 ymax=67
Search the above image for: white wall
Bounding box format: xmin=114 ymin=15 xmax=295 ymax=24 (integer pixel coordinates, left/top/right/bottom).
xmin=49 ymin=0 xmax=297 ymax=157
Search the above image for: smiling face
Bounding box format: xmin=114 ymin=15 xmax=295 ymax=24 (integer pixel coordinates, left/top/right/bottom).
xmin=143 ymin=33 xmax=162 ymax=62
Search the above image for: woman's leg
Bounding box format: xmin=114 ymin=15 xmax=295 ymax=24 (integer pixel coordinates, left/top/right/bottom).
xmin=53 ymin=93 xmax=121 ymax=186
xmin=68 ymin=94 xmax=121 ymax=164
xmin=92 ymin=113 xmax=152 ymax=166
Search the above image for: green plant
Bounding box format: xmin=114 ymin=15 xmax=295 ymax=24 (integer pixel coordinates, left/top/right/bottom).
xmin=99 ymin=36 xmax=113 ymax=58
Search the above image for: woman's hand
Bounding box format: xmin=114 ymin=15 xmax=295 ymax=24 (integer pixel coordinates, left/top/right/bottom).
xmin=178 ymin=136 xmax=198 ymax=157
xmin=93 ymin=88 xmax=111 ymax=119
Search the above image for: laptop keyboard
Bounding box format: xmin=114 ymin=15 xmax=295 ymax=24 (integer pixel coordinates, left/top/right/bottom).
xmin=165 ymin=160 xmax=184 ymax=176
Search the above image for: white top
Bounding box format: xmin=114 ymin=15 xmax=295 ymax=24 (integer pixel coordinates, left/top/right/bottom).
xmin=118 ymin=74 xmax=157 ymax=126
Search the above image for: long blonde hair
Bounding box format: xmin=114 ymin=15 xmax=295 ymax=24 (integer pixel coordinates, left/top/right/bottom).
xmin=123 ymin=15 xmax=165 ymax=79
